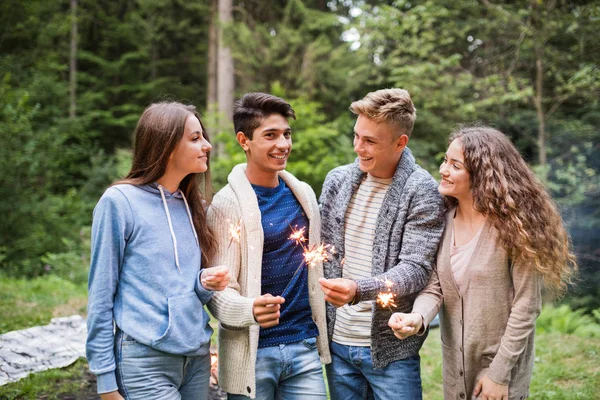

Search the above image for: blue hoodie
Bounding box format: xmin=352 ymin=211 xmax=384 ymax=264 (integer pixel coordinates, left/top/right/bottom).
xmin=86 ymin=183 xmax=213 ymax=394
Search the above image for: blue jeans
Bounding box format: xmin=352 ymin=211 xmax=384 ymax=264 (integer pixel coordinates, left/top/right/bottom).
xmin=115 ymin=330 xmax=211 ymax=400
xmin=325 ymin=341 xmax=422 ymax=400
xmin=228 ymin=337 xmax=326 ymax=400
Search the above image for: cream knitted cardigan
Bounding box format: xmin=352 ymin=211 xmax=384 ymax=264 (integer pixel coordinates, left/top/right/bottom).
xmin=207 ymin=164 xmax=331 ymax=398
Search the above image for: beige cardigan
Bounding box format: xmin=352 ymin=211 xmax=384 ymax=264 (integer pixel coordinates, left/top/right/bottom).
xmin=413 ymin=210 xmax=542 ymax=400
xmin=206 ymin=164 xmax=331 ymax=398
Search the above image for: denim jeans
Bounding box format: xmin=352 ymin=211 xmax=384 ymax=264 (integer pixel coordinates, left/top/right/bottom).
xmin=325 ymin=341 xmax=422 ymax=400
xmin=115 ymin=330 xmax=211 ymax=400
xmin=227 ymin=337 xmax=326 ymax=400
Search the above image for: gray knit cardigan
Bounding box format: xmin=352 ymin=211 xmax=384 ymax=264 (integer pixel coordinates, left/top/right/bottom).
xmin=319 ymin=148 xmax=445 ymax=368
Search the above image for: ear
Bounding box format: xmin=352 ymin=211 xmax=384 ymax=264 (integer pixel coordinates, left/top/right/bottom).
xmin=395 ymin=134 xmax=409 ymax=153
xmin=236 ymin=131 xmax=249 ymax=151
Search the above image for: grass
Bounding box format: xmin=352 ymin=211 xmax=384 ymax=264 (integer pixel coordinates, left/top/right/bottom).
xmin=1 ymin=274 xmax=599 ymax=399
xmin=0 ymin=275 xmax=87 ymax=335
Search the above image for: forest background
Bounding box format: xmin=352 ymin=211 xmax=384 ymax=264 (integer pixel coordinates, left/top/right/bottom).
xmin=0 ymin=0 xmax=599 ymax=314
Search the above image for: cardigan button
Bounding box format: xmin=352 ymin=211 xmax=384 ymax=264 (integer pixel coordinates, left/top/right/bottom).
xmin=459 ymin=370 xmax=464 ymax=376
xmin=247 ymin=386 xmax=251 ymax=393
xmin=459 ymin=393 xmax=465 ymax=399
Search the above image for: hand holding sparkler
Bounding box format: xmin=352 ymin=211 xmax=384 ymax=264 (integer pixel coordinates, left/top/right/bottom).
xmin=318 ymin=277 xmax=358 ymax=308
xmin=388 ymin=312 xmax=424 ymax=340
xmin=253 ymin=294 xmax=285 ymax=328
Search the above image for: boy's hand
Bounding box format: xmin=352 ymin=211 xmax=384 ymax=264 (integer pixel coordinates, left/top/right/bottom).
xmin=318 ymin=278 xmax=357 ymax=307
xmin=253 ymin=294 xmax=285 ymax=328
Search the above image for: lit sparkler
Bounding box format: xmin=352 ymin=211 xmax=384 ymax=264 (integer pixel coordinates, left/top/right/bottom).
xmin=228 ymin=217 xmax=242 ymax=248
xmin=281 ymin=242 xmax=334 ymax=297
xmin=376 ymin=278 xmax=398 ymax=312
xmin=288 ymin=225 xmax=307 ymax=247
xmin=303 ymin=243 xmax=334 ymax=267
xmin=280 ymin=223 xmax=334 ymax=297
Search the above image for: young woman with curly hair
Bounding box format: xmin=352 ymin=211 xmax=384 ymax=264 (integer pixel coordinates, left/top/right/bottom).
xmin=388 ymin=125 xmax=577 ymax=400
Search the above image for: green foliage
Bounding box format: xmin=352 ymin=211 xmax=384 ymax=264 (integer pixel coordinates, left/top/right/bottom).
xmin=226 ymin=0 xmax=367 ymax=116
xmin=41 ymin=227 xmax=91 ymax=285
xmin=0 ymin=0 xmax=598 ymax=313
xmin=0 ymin=75 xmax=114 ymax=278
xmin=536 ymin=304 xmax=600 ymax=338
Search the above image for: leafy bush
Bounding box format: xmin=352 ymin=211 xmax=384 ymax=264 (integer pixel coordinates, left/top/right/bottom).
xmin=536 ymin=304 xmax=600 ymax=338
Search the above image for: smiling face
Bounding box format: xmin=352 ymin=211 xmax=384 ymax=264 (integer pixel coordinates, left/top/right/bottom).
xmin=237 ymin=113 xmax=292 ymax=186
xmin=353 ymin=114 xmax=408 ymax=179
xmin=167 ymin=114 xmax=212 ymax=176
xmin=438 ymin=138 xmax=471 ymax=201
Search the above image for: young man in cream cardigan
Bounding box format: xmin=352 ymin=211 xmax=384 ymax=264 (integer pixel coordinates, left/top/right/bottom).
xmin=207 ymin=92 xmax=330 ymax=399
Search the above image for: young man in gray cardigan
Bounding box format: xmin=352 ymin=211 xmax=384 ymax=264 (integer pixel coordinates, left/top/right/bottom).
xmin=318 ymin=88 xmax=445 ymax=399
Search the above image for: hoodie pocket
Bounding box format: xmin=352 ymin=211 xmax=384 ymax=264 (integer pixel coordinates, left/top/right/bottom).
xmin=152 ymin=292 xmax=212 ymax=354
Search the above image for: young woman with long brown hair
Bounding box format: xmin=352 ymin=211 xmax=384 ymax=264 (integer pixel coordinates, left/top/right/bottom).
xmin=86 ymin=102 xmax=229 ymax=400
xmin=389 ymin=125 xmax=576 ymax=400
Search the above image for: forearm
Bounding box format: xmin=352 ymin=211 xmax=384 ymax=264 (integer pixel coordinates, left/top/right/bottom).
xmin=194 ymin=271 xmax=214 ymax=304
xmin=207 ymin=288 xmax=257 ymax=327
xmin=412 ymin=269 xmax=443 ymax=328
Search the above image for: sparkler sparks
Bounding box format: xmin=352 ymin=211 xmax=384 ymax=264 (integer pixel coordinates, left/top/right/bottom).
xmin=303 ymin=243 xmax=334 ymax=267
xmin=288 ymin=225 xmax=307 ymax=246
xmin=376 ymin=278 xmax=398 ymax=312
xmin=280 ymin=224 xmax=334 ymax=297
xmin=228 ymin=218 xmax=242 ymax=248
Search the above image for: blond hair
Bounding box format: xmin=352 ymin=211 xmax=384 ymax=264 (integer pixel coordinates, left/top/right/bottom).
xmin=350 ymin=88 xmax=417 ymax=137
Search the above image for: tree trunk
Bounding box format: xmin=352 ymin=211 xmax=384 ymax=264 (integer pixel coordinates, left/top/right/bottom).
xmin=531 ymin=0 xmax=547 ymax=174
xmin=69 ymin=0 xmax=77 ymax=119
xmin=217 ymin=0 xmax=234 ymax=124
xmin=534 ymin=50 xmax=547 ymax=169
xmin=207 ymin=0 xmax=218 ymax=113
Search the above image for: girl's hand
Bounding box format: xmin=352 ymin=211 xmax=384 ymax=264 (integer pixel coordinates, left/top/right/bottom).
xmin=388 ymin=312 xmax=423 ymax=340
xmin=473 ymin=375 xmax=508 ymax=400
xmin=100 ymin=391 xmax=124 ymax=400
xmin=201 ymin=265 xmax=230 ymax=291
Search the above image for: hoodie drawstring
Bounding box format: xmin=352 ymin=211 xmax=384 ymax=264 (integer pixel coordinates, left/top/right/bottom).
xmin=180 ymin=191 xmax=199 ymax=247
xmin=159 ymin=185 xmax=200 ymax=273
xmin=158 ymin=185 xmax=180 ymax=272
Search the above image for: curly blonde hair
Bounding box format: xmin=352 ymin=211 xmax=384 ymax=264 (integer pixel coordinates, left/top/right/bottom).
xmin=447 ymin=125 xmax=577 ymax=292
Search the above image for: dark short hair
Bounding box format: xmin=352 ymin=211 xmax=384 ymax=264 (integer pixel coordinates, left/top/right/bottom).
xmin=233 ymin=92 xmax=296 ymax=139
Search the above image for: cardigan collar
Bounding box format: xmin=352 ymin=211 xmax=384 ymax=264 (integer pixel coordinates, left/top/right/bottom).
xmin=227 ymin=163 xmax=314 ymax=232
xmin=333 ymin=148 xmax=418 ymax=275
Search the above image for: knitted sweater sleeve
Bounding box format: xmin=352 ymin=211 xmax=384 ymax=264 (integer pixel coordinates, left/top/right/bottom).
xmin=354 ymin=175 xmax=446 ymax=301
xmin=206 ymin=191 xmax=257 ymax=328
xmin=487 ymin=261 xmax=542 ymax=385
